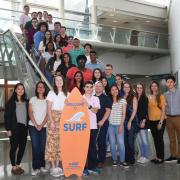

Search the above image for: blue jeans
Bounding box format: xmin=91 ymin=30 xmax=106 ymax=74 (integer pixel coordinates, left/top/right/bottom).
xmin=29 ymin=125 xmax=46 ymax=170
xmin=138 ymin=129 xmax=149 ymax=158
xmin=108 ymin=124 xmax=125 ymax=162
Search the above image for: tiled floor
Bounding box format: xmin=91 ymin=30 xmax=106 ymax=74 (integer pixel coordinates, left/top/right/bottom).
xmin=0 ymin=130 xmax=179 ymax=180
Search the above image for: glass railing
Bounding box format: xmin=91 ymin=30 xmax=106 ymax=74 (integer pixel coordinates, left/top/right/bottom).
xmin=0 ymin=7 xmax=169 ymax=50
xmin=0 ymin=29 xmax=52 ymax=98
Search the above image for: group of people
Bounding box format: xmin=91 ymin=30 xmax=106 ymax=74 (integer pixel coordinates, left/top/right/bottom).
xmin=4 ymin=72 xmax=180 ymax=177
xmin=4 ymin=3 xmax=179 ymax=178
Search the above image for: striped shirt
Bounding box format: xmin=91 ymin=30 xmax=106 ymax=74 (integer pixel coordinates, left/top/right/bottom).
xmin=109 ymin=98 xmax=127 ymax=125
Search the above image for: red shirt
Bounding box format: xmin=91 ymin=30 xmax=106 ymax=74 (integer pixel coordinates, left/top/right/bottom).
xmin=67 ymin=67 xmax=93 ymax=89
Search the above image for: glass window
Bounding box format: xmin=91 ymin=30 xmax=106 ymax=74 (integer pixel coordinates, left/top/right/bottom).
xmin=0 ymin=79 xmax=4 ymax=85
xmin=7 ymin=80 xmax=20 ymax=85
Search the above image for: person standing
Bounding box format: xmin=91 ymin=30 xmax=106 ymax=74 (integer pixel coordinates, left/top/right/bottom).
xmin=108 ymin=85 xmax=129 ymax=168
xmin=85 ymin=51 xmax=104 ymax=72
xmin=46 ymin=75 xmax=68 ymax=177
xmin=135 ymin=83 xmax=150 ymax=164
xmin=4 ymin=83 xmax=29 ymax=175
xmin=148 ymin=81 xmax=166 ymax=164
xmin=69 ymin=38 xmax=85 ymax=66
xmin=115 ymin=74 xmax=124 ymax=97
xmin=19 ymin=5 xmax=31 ymax=33
xmin=164 ymin=75 xmax=180 ymax=165
xmin=123 ymin=82 xmax=138 ymax=165
xmin=83 ymin=81 xmax=100 ymax=175
xmin=66 ymin=55 xmax=92 ymax=90
xmin=28 ymin=81 xmax=48 ymax=176
xmin=95 ymin=81 xmax=112 ymax=168
xmin=105 ymin=64 xmax=115 ymax=87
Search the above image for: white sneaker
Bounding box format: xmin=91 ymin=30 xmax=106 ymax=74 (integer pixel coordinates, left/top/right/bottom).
xmin=50 ymin=168 xmax=60 ymax=177
xmin=31 ymin=169 xmax=40 ymax=176
xmin=138 ymin=157 xmax=149 ymax=164
xmin=137 ymin=157 xmax=144 ymax=163
xmin=57 ymin=167 xmax=64 ymax=176
xmin=40 ymin=167 xmax=48 ymax=173
xmin=141 ymin=157 xmax=149 ymax=163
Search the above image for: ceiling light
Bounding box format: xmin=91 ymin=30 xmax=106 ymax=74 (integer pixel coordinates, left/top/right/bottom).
xmin=145 ymin=20 xmax=150 ymax=23
xmin=122 ymin=75 xmax=127 ymax=77
xmin=113 ymin=20 xmax=118 ymax=23
xmin=145 ymin=75 xmax=150 ymax=78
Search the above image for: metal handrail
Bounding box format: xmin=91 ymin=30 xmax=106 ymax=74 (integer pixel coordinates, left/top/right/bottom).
xmin=1 ymin=29 xmax=52 ymax=90
xmin=0 ymin=7 xmax=169 ymax=36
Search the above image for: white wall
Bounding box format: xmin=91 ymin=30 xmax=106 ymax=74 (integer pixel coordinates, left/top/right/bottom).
xmin=98 ymin=52 xmax=171 ymax=75
xmin=169 ymin=0 xmax=180 ymax=74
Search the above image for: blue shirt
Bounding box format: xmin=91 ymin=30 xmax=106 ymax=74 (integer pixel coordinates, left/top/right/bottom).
xmin=95 ymin=93 xmax=112 ymax=123
xmin=34 ymin=31 xmax=45 ymax=51
xmin=85 ymin=62 xmax=104 ymax=72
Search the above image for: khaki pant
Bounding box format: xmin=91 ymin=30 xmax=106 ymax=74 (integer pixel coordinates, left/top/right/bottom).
xmin=166 ymin=116 xmax=180 ymax=158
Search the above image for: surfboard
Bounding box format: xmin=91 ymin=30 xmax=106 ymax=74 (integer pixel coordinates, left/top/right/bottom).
xmin=60 ymin=87 xmax=90 ymax=177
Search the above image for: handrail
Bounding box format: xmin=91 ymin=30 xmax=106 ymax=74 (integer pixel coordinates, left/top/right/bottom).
xmin=0 ymin=7 xmax=169 ymax=36
xmin=1 ymin=29 xmax=52 ymax=90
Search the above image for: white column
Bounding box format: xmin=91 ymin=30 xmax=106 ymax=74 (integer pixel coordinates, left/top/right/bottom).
xmin=90 ymin=0 xmax=98 ymax=39
xmin=21 ymin=0 xmax=26 ymax=10
xmin=59 ymin=0 xmax=65 ymax=19
xmin=169 ymin=0 xmax=180 ymax=77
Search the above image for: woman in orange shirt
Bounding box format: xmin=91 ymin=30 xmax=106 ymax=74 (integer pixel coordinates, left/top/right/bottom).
xmin=148 ymin=81 xmax=166 ymax=164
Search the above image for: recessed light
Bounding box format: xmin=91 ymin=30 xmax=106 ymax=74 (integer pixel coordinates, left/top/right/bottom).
xmin=145 ymin=75 xmax=150 ymax=78
xmin=122 ymin=75 xmax=127 ymax=77
xmin=113 ymin=20 xmax=118 ymax=23
xmin=146 ymin=20 xmax=150 ymax=23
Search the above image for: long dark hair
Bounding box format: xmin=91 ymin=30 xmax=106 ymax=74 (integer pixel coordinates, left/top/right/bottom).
xmin=102 ymin=77 xmax=110 ymax=95
xmin=43 ymin=30 xmax=53 ymax=46
xmin=54 ymin=34 xmax=64 ymax=47
xmin=109 ymin=85 xmax=121 ymax=102
xmin=45 ymin=41 xmax=55 ymax=52
xmin=73 ymin=71 xmax=84 ymax=94
xmin=135 ymin=82 xmax=147 ymax=100
xmin=53 ymin=47 xmax=63 ymax=60
xmin=10 ymin=83 xmax=27 ymax=102
xmin=124 ymin=82 xmax=135 ymax=105
xmin=61 ymin=53 xmax=72 ymax=66
xmin=53 ymin=75 xmax=67 ymax=96
xmin=35 ymin=81 xmax=47 ymax=98
xmin=150 ymin=81 xmax=162 ymax=109
xmin=92 ymin=68 xmax=103 ymax=83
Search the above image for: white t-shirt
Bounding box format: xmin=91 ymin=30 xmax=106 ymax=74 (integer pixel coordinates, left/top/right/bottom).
xmin=39 ymin=41 xmax=56 ymax=53
xmin=46 ymin=90 xmax=67 ymax=110
xmin=48 ymin=22 xmax=54 ymax=31
xmin=29 ymin=96 xmax=47 ymax=127
xmin=53 ymin=61 xmax=61 ymax=71
xmin=19 ymin=14 xmax=31 ymax=27
xmin=83 ymin=95 xmax=100 ymax=129
xmin=85 ymin=55 xmax=91 ymax=64
xmin=42 ymin=52 xmax=54 ymax=64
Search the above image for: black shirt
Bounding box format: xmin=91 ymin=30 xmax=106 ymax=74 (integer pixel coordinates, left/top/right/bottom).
xmin=95 ymin=93 xmax=112 ymax=123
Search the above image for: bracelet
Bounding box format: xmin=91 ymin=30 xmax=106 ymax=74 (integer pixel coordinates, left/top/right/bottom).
xmin=159 ymin=121 xmax=163 ymax=125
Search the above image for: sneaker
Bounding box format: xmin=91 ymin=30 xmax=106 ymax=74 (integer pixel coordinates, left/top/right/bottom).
xmin=112 ymin=161 xmax=118 ymax=167
xmin=120 ymin=162 xmax=129 ymax=169
xmin=165 ymin=156 xmax=177 ymax=163
xmin=88 ymin=168 xmax=100 ymax=175
xmin=40 ymin=167 xmax=48 ymax=173
xmin=138 ymin=157 xmax=149 ymax=164
xmin=31 ymin=169 xmax=40 ymax=176
xmin=137 ymin=157 xmax=144 ymax=163
xmin=177 ymin=158 xmax=180 ymax=165
xmin=50 ymin=168 xmax=60 ymax=178
xmin=83 ymin=169 xmax=89 ymax=176
xmin=56 ymin=167 xmax=64 ymax=176
xmin=11 ymin=167 xmax=21 ymax=175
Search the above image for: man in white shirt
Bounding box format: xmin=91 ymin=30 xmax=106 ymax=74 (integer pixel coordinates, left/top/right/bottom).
xmin=47 ymin=14 xmax=54 ymax=31
xmin=19 ymin=5 xmax=31 ymax=33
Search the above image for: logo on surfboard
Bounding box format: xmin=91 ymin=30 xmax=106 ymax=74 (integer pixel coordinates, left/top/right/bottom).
xmin=64 ymin=112 xmax=87 ymax=132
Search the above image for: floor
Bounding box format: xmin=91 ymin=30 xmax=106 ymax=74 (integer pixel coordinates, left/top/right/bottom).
xmin=0 ymin=129 xmax=179 ymax=180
